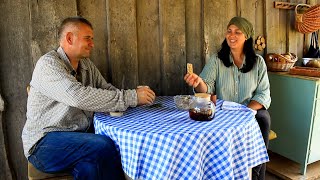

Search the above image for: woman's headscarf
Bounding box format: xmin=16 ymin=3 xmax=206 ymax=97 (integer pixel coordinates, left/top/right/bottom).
xmin=227 ymin=16 xmax=254 ymax=39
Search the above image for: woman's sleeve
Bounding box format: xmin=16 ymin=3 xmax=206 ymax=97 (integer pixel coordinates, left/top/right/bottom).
xmin=251 ymin=55 xmax=271 ymax=109
xmin=199 ymin=55 xmax=218 ymax=94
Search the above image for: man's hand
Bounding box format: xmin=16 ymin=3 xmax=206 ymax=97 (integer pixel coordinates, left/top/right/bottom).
xmin=136 ymin=86 xmax=156 ymax=105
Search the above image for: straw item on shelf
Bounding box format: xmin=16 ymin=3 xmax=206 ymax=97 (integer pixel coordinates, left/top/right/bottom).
xmin=295 ymin=4 xmax=320 ymax=34
xmin=254 ymin=35 xmax=266 ymax=51
xmin=265 ymin=53 xmax=297 ymax=71
xmin=289 ymin=66 xmax=320 ymax=77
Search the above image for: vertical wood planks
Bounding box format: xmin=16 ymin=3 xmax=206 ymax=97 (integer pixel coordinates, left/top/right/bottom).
xmin=239 ymin=0 xmax=256 ymax=32
xmin=0 ymin=0 xmax=78 ymax=179
xmin=255 ymin=0 xmax=265 ymax=57
xmin=108 ymin=0 xmax=138 ymax=89
xmin=203 ymin=0 xmax=236 ymax=62
xmin=279 ymin=0 xmax=288 ymax=53
xmin=77 ymin=0 xmax=109 ymax=79
xmin=239 ymin=0 xmax=263 ymax=55
xmin=287 ymin=0 xmax=305 ymax=60
xmin=29 ymin=0 xmax=77 ymax=66
xmin=265 ymin=0 xmax=286 ymax=54
xmin=185 ymin=0 xmax=203 ymax=71
xmin=160 ymin=0 xmax=186 ymax=95
xmin=136 ymin=0 xmax=161 ymax=94
xmin=185 ymin=0 xmax=203 ymax=94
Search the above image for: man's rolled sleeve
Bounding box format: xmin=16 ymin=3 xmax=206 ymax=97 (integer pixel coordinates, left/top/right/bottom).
xmin=124 ymin=89 xmax=138 ymax=107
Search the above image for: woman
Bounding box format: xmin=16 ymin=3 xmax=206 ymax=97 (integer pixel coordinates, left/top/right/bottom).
xmin=184 ymin=16 xmax=271 ymax=180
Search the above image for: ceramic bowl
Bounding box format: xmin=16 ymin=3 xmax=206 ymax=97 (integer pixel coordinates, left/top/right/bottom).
xmin=174 ymin=95 xmax=192 ymax=110
xmin=302 ymin=58 xmax=320 ymax=65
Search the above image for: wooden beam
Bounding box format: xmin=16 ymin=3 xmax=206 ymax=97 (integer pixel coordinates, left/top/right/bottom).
xmin=274 ymin=1 xmax=310 ymax=10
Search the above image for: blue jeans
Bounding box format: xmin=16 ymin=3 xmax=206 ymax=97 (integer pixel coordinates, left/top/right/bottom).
xmin=28 ymin=131 xmax=125 ymax=180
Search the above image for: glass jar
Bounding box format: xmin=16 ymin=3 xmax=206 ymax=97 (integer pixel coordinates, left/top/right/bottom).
xmin=189 ymin=93 xmax=215 ymax=121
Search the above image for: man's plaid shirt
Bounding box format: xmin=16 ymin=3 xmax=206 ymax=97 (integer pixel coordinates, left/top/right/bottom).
xmin=22 ymin=47 xmax=137 ymax=158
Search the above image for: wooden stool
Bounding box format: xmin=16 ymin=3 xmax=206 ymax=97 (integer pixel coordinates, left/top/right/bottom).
xmin=269 ymin=130 xmax=277 ymax=140
xmin=28 ymin=162 xmax=73 ymax=180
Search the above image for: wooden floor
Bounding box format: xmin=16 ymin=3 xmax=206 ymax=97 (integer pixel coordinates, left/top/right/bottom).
xmin=266 ymin=151 xmax=320 ymax=180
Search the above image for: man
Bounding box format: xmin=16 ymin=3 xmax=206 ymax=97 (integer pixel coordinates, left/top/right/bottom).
xmin=22 ymin=16 xmax=155 ymax=179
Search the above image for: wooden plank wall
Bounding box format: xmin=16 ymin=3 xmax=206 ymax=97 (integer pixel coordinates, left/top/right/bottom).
xmin=0 ymin=1 xmax=35 ymax=179
xmin=0 ymin=0 xmax=319 ymax=179
xmin=137 ymin=0 xmax=162 ymax=94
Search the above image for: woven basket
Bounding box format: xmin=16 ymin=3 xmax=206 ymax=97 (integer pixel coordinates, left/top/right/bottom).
xmin=295 ymin=4 xmax=320 ymax=34
xmin=265 ymin=53 xmax=297 ymax=72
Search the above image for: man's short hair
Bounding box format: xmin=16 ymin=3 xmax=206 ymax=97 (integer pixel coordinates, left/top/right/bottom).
xmin=58 ymin=16 xmax=93 ymax=40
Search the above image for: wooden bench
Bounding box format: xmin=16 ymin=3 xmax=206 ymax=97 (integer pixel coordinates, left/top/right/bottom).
xmin=29 ymin=159 xmax=133 ymax=180
xmin=28 ymin=162 xmax=73 ymax=180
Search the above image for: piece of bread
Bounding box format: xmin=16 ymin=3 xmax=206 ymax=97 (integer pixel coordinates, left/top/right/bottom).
xmin=306 ymin=60 xmax=320 ymax=68
xmin=187 ymin=63 xmax=193 ymax=74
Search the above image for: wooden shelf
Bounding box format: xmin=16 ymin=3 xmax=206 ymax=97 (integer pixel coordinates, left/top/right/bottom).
xmin=274 ymin=1 xmax=309 ymax=10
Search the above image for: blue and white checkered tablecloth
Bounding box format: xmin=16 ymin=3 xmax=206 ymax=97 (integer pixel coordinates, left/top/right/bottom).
xmin=94 ymin=96 xmax=269 ymax=180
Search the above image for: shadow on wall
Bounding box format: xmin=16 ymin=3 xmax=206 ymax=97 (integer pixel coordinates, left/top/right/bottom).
xmin=0 ymin=94 xmax=3 ymax=111
xmin=0 ymin=94 xmax=14 ymax=180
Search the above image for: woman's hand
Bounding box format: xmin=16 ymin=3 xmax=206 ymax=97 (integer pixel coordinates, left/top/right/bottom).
xmin=184 ymin=73 xmax=202 ymax=88
xmin=247 ymin=100 xmax=263 ymax=111
xmin=184 ymin=73 xmax=208 ymax=93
